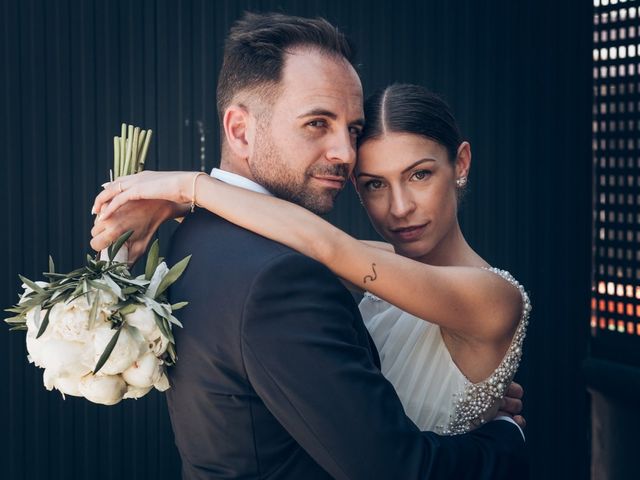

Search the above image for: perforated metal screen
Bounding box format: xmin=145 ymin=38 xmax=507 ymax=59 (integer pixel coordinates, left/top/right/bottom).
xmin=591 ymin=0 xmax=640 ymax=364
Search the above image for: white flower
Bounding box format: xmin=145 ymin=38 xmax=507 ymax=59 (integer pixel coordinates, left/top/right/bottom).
xmin=123 ymin=385 xmax=153 ymax=400
xmin=43 ymin=369 xmax=84 ymax=397
xmin=125 ymin=306 xmax=156 ymax=338
xmin=78 ymin=373 xmax=127 ymax=405
xmin=92 ymin=324 xmax=144 ymax=375
xmin=122 ymin=352 xmax=163 ymax=388
xmin=25 ymin=334 xmax=47 ymax=367
xmin=146 ymin=262 xmax=169 ymax=299
xmin=154 ymin=372 xmax=170 ymax=392
xmin=149 ymin=333 xmax=170 ymax=357
xmin=125 ymin=305 xmax=170 ymax=356
xmin=37 ymin=339 xmax=91 ymax=377
xmin=48 ymin=302 xmax=92 ymax=343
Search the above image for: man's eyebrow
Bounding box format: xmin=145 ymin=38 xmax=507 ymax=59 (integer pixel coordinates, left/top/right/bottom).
xmin=297 ymin=108 xmax=337 ymax=119
xmin=357 ymin=158 xmax=436 ymax=178
xmin=297 ymin=109 xmax=365 ymax=127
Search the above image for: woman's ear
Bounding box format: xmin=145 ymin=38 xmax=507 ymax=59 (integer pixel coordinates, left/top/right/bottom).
xmin=455 ymin=141 xmax=472 ymax=180
xmin=222 ymin=105 xmax=256 ymax=159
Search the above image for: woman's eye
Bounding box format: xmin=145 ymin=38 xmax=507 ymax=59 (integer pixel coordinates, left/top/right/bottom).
xmin=364 ymin=179 xmax=384 ymax=191
xmin=349 ymin=126 xmax=362 ymax=138
xmin=412 ymin=170 xmax=432 ymax=181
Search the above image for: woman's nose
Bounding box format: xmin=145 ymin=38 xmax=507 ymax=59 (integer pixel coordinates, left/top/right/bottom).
xmin=389 ymin=187 xmax=416 ymax=218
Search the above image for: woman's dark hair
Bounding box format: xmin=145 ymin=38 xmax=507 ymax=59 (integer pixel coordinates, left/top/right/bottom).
xmin=359 ymin=84 xmax=462 ymax=162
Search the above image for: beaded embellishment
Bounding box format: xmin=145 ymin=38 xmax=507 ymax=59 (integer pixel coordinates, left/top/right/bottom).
xmin=440 ymin=267 xmax=531 ymax=435
xmin=363 ymin=291 xmax=382 ymax=302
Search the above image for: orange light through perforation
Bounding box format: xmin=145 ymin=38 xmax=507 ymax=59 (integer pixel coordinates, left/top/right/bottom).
xmin=598 ymin=281 xmax=607 ymax=294
xmin=591 ymin=281 xmax=640 ymax=337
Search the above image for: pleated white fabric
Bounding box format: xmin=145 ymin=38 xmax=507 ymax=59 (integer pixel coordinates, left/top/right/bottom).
xmin=359 ymin=293 xmax=469 ymax=434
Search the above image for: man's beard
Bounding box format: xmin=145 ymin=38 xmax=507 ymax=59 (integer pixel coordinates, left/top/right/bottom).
xmin=249 ymin=131 xmax=349 ymax=214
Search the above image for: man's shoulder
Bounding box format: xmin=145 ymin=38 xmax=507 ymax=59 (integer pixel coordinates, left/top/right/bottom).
xmin=173 ymin=208 xmax=293 ymax=256
xmin=171 ymin=208 xmax=334 ymax=277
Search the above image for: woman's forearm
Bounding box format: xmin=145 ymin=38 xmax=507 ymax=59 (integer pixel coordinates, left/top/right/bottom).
xmin=185 ymin=174 xmax=520 ymax=342
xmin=193 ymin=176 xmax=345 ymax=263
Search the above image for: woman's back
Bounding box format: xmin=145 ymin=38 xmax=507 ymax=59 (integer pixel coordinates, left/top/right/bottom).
xmin=360 ymin=267 xmax=530 ymax=434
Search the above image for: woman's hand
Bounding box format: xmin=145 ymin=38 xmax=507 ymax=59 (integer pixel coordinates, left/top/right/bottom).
xmin=92 ymin=170 xmax=195 ymax=220
xmin=90 ymin=198 xmax=186 ymax=263
xmin=90 ymin=171 xmax=198 ymax=263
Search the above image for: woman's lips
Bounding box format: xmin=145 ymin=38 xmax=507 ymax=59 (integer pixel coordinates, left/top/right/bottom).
xmin=389 ymin=223 xmax=428 ymax=242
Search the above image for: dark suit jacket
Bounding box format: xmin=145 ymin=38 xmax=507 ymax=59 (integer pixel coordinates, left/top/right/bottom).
xmin=166 ymin=209 xmax=527 ymax=479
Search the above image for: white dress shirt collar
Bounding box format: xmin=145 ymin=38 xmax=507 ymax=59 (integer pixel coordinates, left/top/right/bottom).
xmin=210 ymin=168 xmax=272 ymax=196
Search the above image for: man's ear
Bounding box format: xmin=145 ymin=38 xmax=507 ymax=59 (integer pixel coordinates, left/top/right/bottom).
xmin=455 ymin=141 xmax=472 ymax=179
xmin=223 ymin=104 xmax=256 ymax=159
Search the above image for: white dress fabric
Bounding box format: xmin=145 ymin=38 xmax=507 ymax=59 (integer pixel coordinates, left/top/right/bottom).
xmin=359 ymin=267 xmax=530 ymax=435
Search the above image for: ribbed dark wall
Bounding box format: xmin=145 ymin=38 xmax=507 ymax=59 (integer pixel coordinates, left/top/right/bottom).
xmin=0 ymin=1 xmax=592 ymax=479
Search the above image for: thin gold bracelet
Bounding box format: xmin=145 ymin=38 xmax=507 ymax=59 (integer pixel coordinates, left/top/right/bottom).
xmin=190 ymin=172 xmax=208 ymax=212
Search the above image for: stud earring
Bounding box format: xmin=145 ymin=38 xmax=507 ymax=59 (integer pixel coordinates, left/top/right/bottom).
xmin=456 ymin=176 xmax=467 ymax=188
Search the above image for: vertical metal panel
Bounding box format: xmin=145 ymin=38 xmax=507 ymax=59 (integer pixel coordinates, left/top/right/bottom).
xmin=0 ymin=1 xmax=591 ymax=478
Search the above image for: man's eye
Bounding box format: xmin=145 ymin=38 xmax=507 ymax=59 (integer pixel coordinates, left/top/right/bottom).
xmin=412 ymin=170 xmax=432 ymax=181
xmin=349 ymin=126 xmax=362 ymax=137
xmin=307 ymin=120 xmax=327 ymax=128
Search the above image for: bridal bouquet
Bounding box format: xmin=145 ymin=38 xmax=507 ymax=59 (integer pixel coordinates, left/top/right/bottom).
xmin=4 ymin=124 xmax=191 ymax=405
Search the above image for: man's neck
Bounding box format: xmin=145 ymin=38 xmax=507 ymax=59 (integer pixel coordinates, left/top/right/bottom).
xmin=219 ymin=158 xmax=256 ymax=182
xmin=212 ymin=162 xmax=272 ymax=196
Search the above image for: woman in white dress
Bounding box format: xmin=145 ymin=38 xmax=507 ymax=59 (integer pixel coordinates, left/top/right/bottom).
xmin=92 ymin=84 xmax=530 ymax=435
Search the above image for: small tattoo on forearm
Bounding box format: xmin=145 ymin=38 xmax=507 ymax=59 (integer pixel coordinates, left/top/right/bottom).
xmin=363 ymin=263 xmax=377 ymax=284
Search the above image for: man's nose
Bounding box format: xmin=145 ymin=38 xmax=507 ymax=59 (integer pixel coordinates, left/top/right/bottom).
xmin=389 ymin=187 xmax=416 ymax=218
xmin=326 ymin=129 xmax=356 ymax=166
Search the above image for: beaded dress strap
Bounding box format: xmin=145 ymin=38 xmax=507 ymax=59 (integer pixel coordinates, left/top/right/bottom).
xmin=442 ymin=267 xmax=531 ymax=435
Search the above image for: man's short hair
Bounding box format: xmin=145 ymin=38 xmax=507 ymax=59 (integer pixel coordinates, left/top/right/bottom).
xmin=216 ymin=12 xmax=355 ymax=122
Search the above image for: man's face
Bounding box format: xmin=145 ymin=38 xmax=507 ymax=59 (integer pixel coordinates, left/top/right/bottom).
xmin=248 ymin=48 xmax=364 ymax=214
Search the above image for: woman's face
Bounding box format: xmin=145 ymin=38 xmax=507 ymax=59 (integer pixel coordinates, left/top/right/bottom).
xmin=355 ymin=132 xmax=467 ymax=261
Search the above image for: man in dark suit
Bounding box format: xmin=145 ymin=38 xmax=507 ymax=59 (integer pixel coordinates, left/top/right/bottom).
xmin=163 ymin=12 xmax=527 ymax=480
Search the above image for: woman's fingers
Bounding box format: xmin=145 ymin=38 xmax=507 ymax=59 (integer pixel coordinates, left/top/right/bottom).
xmin=92 ymin=188 xmax=118 ymax=215
xmin=99 ymin=188 xmax=138 ymax=220
xmin=92 ymin=173 xmax=141 ymax=214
